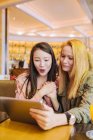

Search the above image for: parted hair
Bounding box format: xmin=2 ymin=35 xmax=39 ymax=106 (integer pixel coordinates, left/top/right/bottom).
xmin=58 ymin=39 xmax=93 ymax=99
xmin=24 ymin=42 xmax=58 ymax=99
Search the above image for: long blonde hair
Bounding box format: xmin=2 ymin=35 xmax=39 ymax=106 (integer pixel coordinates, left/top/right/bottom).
xmin=58 ymin=39 xmax=93 ymax=99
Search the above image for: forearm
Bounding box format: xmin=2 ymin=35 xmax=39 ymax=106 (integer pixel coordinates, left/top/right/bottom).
xmin=53 ymin=113 xmax=68 ymax=127
xmin=68 ymin=105 xmax=90 ymax=123
xmin=51 ymin=97 xmax=59 ymax=111
xmin=68 ymin=88 xmax=93 ymax=123
xmin=32 ymin=89 xmax=44 ymax=101
xmin=33 ymin=82 xmax=56 ymax=100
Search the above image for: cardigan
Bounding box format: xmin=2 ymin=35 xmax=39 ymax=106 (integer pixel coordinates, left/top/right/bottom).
xmin=58 ymin=71 xmax=93 ymax=123
xmin=15 ymin=73 xmax=53 ymax=107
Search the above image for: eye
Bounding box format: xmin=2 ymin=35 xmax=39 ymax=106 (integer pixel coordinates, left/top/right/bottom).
xmin=34 ymin=59 xmax=40 ymax=62
xmin=61 ymin=55 xmax=65 ymax=58
xmin=45 ymin=59 xmax=49 ymax=62
xmin=69 ymin=57 xmax=73 ymax=60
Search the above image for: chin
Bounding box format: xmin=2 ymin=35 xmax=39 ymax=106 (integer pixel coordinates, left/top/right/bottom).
xmin=39 ymin=73 xmax=47 ymax=77
xmin=63 ymin=68 xmax=70 ymax=72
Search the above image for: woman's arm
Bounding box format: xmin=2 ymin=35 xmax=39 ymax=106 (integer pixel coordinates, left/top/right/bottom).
xmin=46 ymin=89 xmax=59 ymax=111
xmin=68 ymin=74 xmax=93 ymax=123
xmin=15 ymin=73 xmax=27 ymax=99
xmin=33 ymin=82 xmax=57 ymax=99
xmin=31 ymin=82 xmax=59 ymax=111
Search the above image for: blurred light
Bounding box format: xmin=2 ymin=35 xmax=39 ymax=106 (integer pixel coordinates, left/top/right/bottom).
xmin=69 ymin=34 xmax=75 ymax=37
xmin=26 ymin=33 xmax=36 ymax=36
xmin=13 ymin=17 xmax=16 ymax=21
xmin=16 ymin=31 xmax=24 ymax=35
xmin=49 ymin=33 xmax=56 ymax=37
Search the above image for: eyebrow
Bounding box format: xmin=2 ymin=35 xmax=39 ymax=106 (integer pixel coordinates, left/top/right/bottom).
xmin=61 ymin=54 xmax=73 ymax=57
xmin=34 ymin=57 xmax=50 ymax=58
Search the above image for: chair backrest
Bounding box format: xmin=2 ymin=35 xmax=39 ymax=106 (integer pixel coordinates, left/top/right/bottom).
xmin=0 ymin=80 xmax=16 ymax=97
xmin=11 ymin=68 xmax=28 ymax=77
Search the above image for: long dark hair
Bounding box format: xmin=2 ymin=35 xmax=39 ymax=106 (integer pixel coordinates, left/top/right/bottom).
xmin=25 ymin=42 xmax=58 ymax=99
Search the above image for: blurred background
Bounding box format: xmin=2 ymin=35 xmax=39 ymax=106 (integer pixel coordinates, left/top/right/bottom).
xmin=0 ymin=0 xmax=93 ymax=78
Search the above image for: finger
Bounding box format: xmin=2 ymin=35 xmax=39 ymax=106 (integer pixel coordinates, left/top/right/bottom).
xmin=36 ymin=120 xmax=47 ymax=130
xmin=37 ymin=119 xmax=52 ymax=130
xmin=30 ymin=112 xmax=47 ymax=123
xmin=37 ymin=119 xmax=46 ymax=126
xmin=30 ymin=97 xmax=39 ymax=102
xmin=29 ymin=108 xmax=47 ymax=117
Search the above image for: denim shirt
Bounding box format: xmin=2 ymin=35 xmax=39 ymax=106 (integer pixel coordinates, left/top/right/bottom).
xmin=58 ymin=71 xmax=93 ymax=123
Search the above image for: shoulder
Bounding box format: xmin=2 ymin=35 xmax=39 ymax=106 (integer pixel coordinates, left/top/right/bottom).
xmin=16 ymin=72 xmax=28 ymax=84
xmin=80 ymin=71 xmax=93 ymax=85
xmin=84 ymin=70 xmax=93 ymax=85
xmin=77 ymin=71 xmax=93 ymax=96
xmin=80 ymin=71 xmax=93 ymax=90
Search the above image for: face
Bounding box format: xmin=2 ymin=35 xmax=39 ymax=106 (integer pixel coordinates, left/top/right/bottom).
xmin=60 ymin=45 xmax=74 ymax=72
xmin=33 ymin=49 xmax=52 ymax=77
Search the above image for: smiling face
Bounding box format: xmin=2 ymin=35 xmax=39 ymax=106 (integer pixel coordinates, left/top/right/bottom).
xmin=60 ymin=45 xmax=74 ymax=73
xmin=33 ymin=49 xmax=52 ymax=77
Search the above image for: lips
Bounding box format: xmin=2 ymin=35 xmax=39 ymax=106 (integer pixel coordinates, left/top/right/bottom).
xmin=63 ymin=65 xmax=70 ymax=68
xmin=39 ymin=69 xmax=45 ymax=73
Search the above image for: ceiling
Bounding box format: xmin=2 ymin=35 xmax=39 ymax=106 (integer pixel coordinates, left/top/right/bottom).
xmin=0 ymin=0 xmax=29 ymax=9
xmin=3 ymin=0 xmax=93 ymax=46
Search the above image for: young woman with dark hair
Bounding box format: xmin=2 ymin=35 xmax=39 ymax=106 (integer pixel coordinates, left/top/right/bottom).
xmin=15 ymin=42 xmax=59 ymax=111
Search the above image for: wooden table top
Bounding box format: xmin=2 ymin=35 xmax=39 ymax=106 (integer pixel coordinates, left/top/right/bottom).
xmin=0 ymin=119 xmax=73 ymax=140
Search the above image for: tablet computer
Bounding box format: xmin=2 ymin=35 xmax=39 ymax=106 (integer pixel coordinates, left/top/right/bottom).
xmin=0 ymin=96 xmax=44 ymax=124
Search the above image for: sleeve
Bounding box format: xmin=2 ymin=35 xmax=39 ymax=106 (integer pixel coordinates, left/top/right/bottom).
xmin=68 ymin=74 xmax=93 ymax=123
xmin=57 ymin=95 xmax=63 ymax=113
xmin=15 ymin=73 xmax=27 ymax=99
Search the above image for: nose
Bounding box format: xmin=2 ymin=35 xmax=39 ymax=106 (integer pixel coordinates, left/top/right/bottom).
xmin=63 ymin=57 xmax=68 ymax=63
xmin=40 ymin=60 xmax=45 ymax=67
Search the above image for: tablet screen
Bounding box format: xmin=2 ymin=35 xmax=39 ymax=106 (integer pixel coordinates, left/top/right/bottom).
xmin=0 ymin=96 xmax=44 ymax=124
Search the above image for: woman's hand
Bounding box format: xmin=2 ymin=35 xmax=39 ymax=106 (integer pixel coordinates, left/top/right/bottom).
xmin=40 ymin=82 xmax=57 ymax=97
xmin=32 ymin=82 xmax=57 ymax=101
xmin=29 ymin=104 xmax=57 ymax=130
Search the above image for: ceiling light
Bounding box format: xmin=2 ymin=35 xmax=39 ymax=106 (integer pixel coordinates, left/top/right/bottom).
xmin=17 ymin=31 xmax=24 ymax=35
xmin=49 ymin=33 xmax=56 ymax=37
xmin=69 ymin=34 xmax=75 ymax=37
xmin=38 ymin=33 xmax=46 ymax=37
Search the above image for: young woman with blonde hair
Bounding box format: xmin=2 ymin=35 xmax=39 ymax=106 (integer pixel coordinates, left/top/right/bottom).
xmin=30 ymin=39 xmax=93 ymax=130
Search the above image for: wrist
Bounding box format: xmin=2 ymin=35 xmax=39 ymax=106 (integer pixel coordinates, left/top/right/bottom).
xmin=51 ymin=98 xmax=59 ymax=111
xmin=54 ymin=113 xmax=67 ymax=127
xmin=64 ymin=112 xmax=76 ymax=125
xmin=50 ymin=96 xmax=57 ymax=102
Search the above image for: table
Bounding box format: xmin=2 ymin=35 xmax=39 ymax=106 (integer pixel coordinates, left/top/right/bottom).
xmin=0 ymin=119 xmax=73 ymax=140
xmin=1 ymin=119 xmax=93 ymax=140
xmin=71 ymin=123 xmax=93 ymax=140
